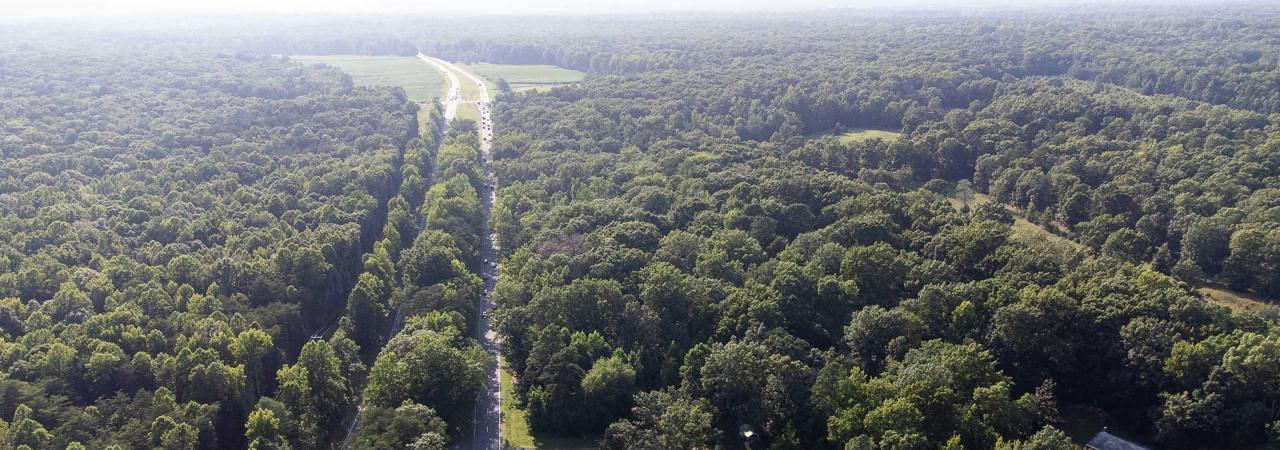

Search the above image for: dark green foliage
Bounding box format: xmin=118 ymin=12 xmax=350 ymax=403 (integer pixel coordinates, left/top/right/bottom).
xmin=0 ymin=43 xmax=421 ymax=449
xmin=468 ymin=9 xmax=1280 ymax=448
xmin=12 ymin=5 xmax=1280 ymax=449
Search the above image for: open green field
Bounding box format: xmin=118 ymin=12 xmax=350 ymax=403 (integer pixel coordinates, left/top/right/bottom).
xmin=810 ymin=127 xmax=903 ymax=143
xmin=459 ymin=63 xmax=586 ymax=93
xmin=502 ymin=368 xmax=600 ymax=450
xmin=291 ymin=55 xmax=447 ymax=104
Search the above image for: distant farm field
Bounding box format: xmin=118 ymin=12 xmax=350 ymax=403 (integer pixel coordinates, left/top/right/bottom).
xmin=292 ymin=55 xmax=447 ymax=104
xmin=459 ymin=63 xmax=586 ymax=93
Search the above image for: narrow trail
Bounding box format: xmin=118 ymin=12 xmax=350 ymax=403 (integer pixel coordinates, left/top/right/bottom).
xmin=339 ymin=54 xmax=463 ymax=450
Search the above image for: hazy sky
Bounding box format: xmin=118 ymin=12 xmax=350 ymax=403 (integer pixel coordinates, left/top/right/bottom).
xmin=0 ymin=0 xmax=1233 ymax=18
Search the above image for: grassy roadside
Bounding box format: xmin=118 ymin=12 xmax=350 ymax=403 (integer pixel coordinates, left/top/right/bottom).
xmin=501 ymin=367 xmax=600 ymax=449
xmin=441 ymin=62 xmax=483 ymax=100
xmin=501 ymin=367 xmax=533 ymax=448
xmin=456 ymin=103 xmax=481 ymax=123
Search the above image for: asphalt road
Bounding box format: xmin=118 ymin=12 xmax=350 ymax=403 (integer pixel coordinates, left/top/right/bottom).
xmin=420 ymin=53 xmax=462 ymax=120
xmin=432 ymin=56 xmax=503 ymax=450
xmin=470 ymin=78 xmax=502 ymax=450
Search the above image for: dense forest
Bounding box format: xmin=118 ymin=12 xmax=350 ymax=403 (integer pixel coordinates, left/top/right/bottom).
xmin=4 ymin=3 xmax=1280 ymax=449
xmin=0 ymin=43 xmax=462 ymax=449
xmin=482 ymin=59 xmax=1279 ymax=450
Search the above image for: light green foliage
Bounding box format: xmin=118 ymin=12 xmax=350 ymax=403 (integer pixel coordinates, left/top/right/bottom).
xmin=603 ymin=389 xmax=718 ymax=450
xmin=246 ymin=408 xmax=291 ymax=450
xmin=351 ymin=401 xmax=448 ymax=450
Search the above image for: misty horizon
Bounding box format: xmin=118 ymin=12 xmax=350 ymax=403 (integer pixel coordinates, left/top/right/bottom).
xmin=0 ymin=0 xmax=1267 ymax=19
xmin=5 ymin=2 xmax=1280 ymax=449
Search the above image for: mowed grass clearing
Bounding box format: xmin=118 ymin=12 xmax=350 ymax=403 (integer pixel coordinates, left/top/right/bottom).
xmin=459 ymin=63 xmax=585 ymax=93
xmin=291 ymin=55 xmax=447 ymax=104
xmin=456 ymin=103 xmax=481 ymax=124
xmin=809 ymin=127 xmax=903 ymax=143
xmin=502 ymin=367 xmax=599 ymax=449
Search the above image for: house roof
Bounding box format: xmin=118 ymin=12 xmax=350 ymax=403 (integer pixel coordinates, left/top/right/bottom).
xmin=1087 ymin=431 xmax=1149 ymax=450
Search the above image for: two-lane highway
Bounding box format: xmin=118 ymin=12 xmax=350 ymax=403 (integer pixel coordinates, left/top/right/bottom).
xmin=423 ymin=55 xmax=502 ymax=450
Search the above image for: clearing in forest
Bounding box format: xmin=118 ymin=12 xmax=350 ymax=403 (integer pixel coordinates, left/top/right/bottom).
xmin=949 ymin=192 xmax=1080 ymax=250
xmin=809 ymin=127 xmax=903 ymax=143
xmin=460 ymin=62 xmax=586 ymax=93
xmin=291 ymin=55 xmax=448 ymax=103
xmin=952 ymin=192 xmax=1280 ymax=313
xmin=1199 ymin=287 xmax=1277 ymax=313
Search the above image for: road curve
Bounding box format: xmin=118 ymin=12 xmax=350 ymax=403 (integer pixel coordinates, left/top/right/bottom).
xmin=419 ymin=53 xmax=463 ymax=121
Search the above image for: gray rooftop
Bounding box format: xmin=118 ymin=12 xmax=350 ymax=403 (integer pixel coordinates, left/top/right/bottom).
xmin=1086 ymin=431 xmax=1149 ymax=450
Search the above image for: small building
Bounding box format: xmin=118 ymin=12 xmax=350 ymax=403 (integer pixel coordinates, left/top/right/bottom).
xmin=738 ymin=424 xmax=764 ymax=450
xmin=1086 ymin=431 xmax=1149 ymax=450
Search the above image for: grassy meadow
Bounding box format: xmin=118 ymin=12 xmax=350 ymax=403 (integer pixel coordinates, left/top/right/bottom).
xmin=291 ymin=55 xmax=447 ymax=103
xmin=1199 ymin=287 xmax=1277 ymax=313
xmin=459 ymin=63 xmax=586 ymax=93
